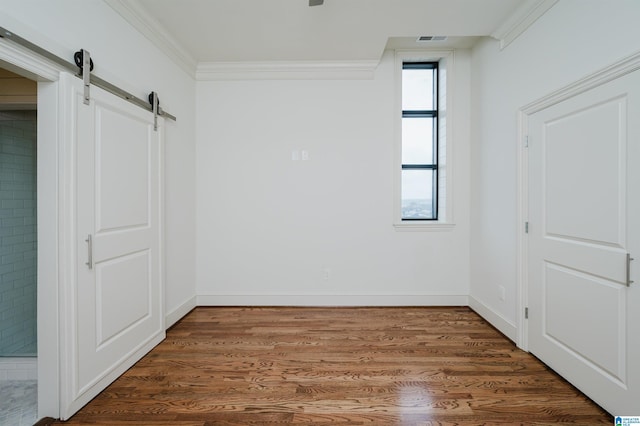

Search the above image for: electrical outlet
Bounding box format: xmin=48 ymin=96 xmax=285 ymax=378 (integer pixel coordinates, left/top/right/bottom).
xmin=322 ymin=267 xmax=331 ymax=281
xmin=499 ymin=285 xmax=506 ymax=301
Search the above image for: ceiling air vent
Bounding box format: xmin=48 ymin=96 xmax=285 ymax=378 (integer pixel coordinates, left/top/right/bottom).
xmin=417 ymin=36 xmax=447 ymax=42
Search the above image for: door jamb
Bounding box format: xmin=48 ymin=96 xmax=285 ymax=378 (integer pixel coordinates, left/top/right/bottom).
xmin=0 ymin=38 xmax=66 ymax=419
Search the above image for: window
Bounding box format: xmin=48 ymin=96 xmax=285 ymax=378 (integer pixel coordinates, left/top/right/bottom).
xmin=394 ymin=50 xmax=454 ymax=230
xmin=401 ymin=62 xmax=438 ymax=220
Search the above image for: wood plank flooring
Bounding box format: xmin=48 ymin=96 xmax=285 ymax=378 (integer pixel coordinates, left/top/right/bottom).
xmin=55 ymin=307 xmax=612 ymax=425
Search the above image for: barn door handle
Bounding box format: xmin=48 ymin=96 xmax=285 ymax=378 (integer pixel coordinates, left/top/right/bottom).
xmin=627 ymin=253 xmax=634 ymax=287
xmin=85 ymin=234 xmax=93 ymax=270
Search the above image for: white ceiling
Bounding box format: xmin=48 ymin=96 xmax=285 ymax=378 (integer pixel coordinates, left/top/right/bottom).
xmin=109 ymin=0 xmax=529 ymax=67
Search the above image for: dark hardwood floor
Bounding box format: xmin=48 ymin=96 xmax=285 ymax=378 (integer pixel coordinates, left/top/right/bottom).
xmin=55 ymin=307 xmax=612 ymax=425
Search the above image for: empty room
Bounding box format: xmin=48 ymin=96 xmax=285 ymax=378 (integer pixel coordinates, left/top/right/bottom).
xmin=0 ymin=0 xmax=638 ymax=424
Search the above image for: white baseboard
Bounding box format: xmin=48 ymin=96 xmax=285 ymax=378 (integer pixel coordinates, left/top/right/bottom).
xmin=468 ymin=296 xmax=517 ymax=342
xmin=172 ymin=294 xmax=517 ymax=345
xmin=165 ymin=295 xmax=197 ymax=328
xmin=0 ymin=357 xmax=37 ymax=380
xmin=196 ymin=293 xmax=468 ymax=307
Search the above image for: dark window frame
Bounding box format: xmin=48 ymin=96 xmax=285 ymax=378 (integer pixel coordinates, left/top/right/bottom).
xmin=401 ymin=61 xmax=438 ymax=221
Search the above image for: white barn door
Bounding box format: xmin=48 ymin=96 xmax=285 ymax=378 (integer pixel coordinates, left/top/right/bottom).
xmin=60 ymin=73 xmax=165 ymax=419
xmin=528 ymin=69 xmax=639 ymax=414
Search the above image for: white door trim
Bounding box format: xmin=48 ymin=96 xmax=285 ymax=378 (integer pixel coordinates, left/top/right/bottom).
xmin=0 ymin=40 xmax=66 ymax=419
xmin=516 ymin=49 xmax=640 ymax=350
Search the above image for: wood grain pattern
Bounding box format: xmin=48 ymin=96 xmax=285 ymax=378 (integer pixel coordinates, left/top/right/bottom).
xmin=55 ymin=307 xmax=612 ymax=425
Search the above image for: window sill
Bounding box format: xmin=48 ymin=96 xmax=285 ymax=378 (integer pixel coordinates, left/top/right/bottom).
xmin=393 ymin=221 xmax=456 ymax=232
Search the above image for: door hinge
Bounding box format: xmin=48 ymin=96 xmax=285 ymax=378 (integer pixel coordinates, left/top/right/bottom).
xmin=85 ymin=234 xmax=93 ymax=270
xmin=525 ymin=307 xmax=529 ymax=319
xmin=525 ymin=222 xmax=529 ymax=233
xmin=524 ymin=135 xmax=529 ymax=147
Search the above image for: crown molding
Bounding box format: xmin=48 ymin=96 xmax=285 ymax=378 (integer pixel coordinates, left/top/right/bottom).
xmin=196 ymin=60 xmax=379 ymax=81
xmin=491 ymin=0 xmax=558 ymax=50
xmin=104 ymin=0 xmax=197 ymax=77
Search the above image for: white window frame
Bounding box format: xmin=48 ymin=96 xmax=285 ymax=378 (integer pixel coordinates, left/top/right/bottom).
xmin=393 ymin=50 xmax=455 ymax=231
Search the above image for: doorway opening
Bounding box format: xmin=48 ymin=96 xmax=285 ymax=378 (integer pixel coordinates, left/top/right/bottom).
xmin=0 ymin=67 xmax=38 ymax=425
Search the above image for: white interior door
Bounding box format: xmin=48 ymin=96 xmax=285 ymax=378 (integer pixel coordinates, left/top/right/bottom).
xmin=61 ymin=73 xmax=164 ymax=419
xmin=528 ymin=69 xmax=639 ymax=414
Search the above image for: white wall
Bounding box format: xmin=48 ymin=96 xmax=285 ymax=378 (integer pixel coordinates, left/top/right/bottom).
xmin=0 ymin=0 xmax=197 ymax=324
xmin=195 ymin=50 xmax=471 ymax=305
xmin=470 ymin=0 xmax=640 ymax=339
